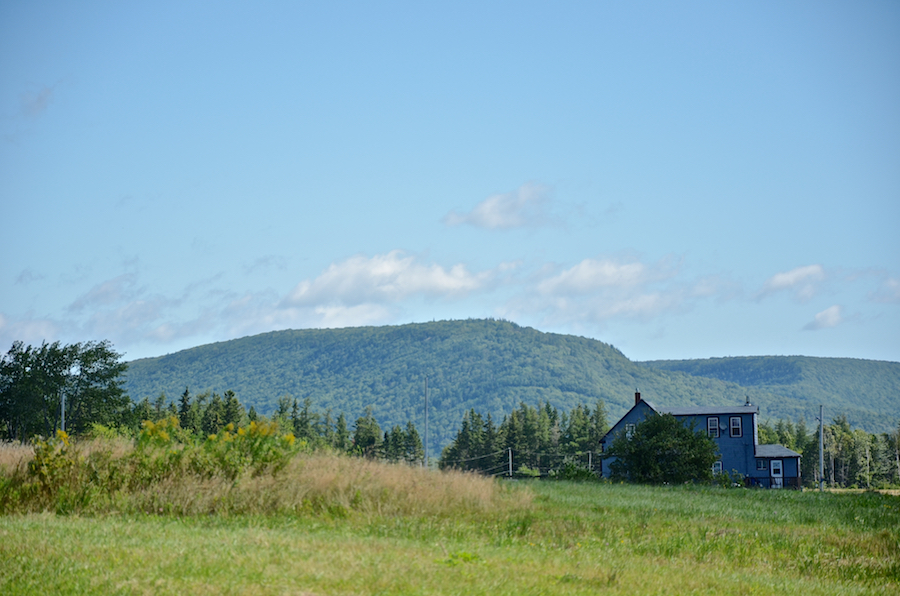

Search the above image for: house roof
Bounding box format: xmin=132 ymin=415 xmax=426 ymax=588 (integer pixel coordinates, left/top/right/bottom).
xmin=656 ymin=405 xmax=759 ymax=416
xmin=756 ymin=444 xmax=801 ymax=458
xmin=599 ymin=400 xmax=761 ymax=444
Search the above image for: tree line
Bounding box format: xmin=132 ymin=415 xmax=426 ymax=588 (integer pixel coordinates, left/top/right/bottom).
xmin=1 ymin=341 xmax=424 ymax=466
xmin=758 ymin=416 xmax=900 ymax=489
xmin=438 ymin=400 xmax=609 ymax=476
xmin=132 ymin=389 xmax=425 ymax=465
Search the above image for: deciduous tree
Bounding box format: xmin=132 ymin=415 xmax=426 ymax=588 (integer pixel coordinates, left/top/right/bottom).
xmin=604 ymin=413 xmax=719 ymax=484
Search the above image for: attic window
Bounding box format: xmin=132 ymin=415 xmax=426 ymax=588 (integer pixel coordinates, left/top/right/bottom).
xmin=625 ymin=424 xmax=635 ymax=439
xmin=707 ymin=417 xmax=719 ymax=438
xmin=730 ymin=416 xmax=742 ymax=438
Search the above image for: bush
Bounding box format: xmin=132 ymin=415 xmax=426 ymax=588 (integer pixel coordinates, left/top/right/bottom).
xmin=549 ymin=461 xmax=599 ymax=482
xmin=0 ymin=420 xmax=302 ymax=514
xmin=604 ymin=413 xmax=719 ymax=484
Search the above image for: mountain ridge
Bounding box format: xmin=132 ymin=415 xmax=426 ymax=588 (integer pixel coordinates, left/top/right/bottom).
xmin=123 ymin=320 xmax=899 ymax=454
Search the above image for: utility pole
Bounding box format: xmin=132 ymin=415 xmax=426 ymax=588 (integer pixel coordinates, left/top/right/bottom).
xmin=819 ymin=405 xmax=825 ymax=492
xmin=423 ymin=375 xmax=428 ymax=469
xmin=508 ymin=447 xmax=513 ymax=478
xmin=61 ymin=392 xmax=65 ymax=433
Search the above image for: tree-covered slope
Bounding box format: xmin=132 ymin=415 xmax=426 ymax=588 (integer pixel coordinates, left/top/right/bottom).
xmin=123 ymin=320 xmax=897 ymax=453
xmin=640 ymin=356 xmax=900 ymax=433
xmin=124 ymin=320 xmax=787 ymax=454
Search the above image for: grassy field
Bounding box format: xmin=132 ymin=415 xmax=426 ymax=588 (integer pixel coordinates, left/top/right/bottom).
xmin=2 ymin=437 xmax=898 ymax=595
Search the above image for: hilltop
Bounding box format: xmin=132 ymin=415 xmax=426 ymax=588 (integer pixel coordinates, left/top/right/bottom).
xmin=641 ymin=356 xmax=900 ymax=433
xmin=123 ymin=319 xmax=899 ymax=454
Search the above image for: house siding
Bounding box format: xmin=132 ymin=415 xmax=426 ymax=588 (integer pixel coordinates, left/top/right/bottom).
xmin=600 ymin=397 xmax=801 ymax=488
xmin=598 ymin=400 xmax=658 ymax=477
xmin=672 ymin=412 xmax=756 ymax=478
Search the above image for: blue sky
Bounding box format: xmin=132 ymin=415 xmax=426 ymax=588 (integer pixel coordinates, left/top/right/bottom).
xmin=2 ymin=1 xmax=898 ymax=363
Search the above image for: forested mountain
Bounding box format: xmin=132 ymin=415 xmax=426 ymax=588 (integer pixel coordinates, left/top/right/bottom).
xmin=123 ymin=320 xmax=898 ymax=455
xmin=640 ymin=356 xmax=900 ymax=435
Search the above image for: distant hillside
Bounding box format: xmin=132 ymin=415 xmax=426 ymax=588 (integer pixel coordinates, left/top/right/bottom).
xmin=123 ymin=320 xmax=897 ymax=454
xmin=640 ymin=356 xmax=900 ymax=433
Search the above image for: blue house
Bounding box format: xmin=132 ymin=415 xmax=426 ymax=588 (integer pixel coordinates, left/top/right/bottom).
xmin=599 ymin=392 xmax=801 ymax=488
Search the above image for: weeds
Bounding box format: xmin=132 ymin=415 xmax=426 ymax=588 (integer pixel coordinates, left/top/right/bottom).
xmin=0 ymin=433 xmax=526 ymax=519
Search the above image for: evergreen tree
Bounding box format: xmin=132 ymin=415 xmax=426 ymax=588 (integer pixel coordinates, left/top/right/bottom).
xmin=482 ymin=413 xmax=501 ymax=473
xmin=383 ymin=426 xmax=405 ymax=462
xmin=333 ymin=412 xmax=350 ymax=452
xmin=404 ymin=420 xmax=424 ymax=465
xmin=352 ymin=407 xmax=382 ymax=458
xmin=562 ymin=404 xmax=591 ymax=454
xmin=201 ymin=393 xmax=226 ymax=435
xmin=223 ymin=390 xmax=243 ymax=427
xmin=293 ymin=396 xmax=317 ymax=442
xmin=588 ymin=399 xmax=609 ymax=446
xmin=322 ymin=409 xmax=335 ymax=446
xmin=290 ymin=398 xmax=300 ymax=434
xmin=274 ymin=395 xmax=292 ymax=429
xmin=152 ymin=393 xmax=167 ymax=421
xmin=177 ymin=387 xmax=197 ymax=431
xmin=758 ymin=420 xmax=778 ymax=445
xmin=131 ymin=397 xmax=153 ymax=429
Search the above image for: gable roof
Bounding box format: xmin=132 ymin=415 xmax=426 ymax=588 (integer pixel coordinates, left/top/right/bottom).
xmin=600 ymin=400 xmax=761 ymax=445
xmin=599 ymin=399 xmax=657 ymax=444
xmin=756 ymin=444 xmax=801 ymax=458
xmin=656 ymin=405 xmax=759 ymax=416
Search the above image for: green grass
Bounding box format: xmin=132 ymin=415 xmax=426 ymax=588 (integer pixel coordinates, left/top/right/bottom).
xmin=2 ymin=437 xmax=898 ymax=594
xmin=2 ymin=482 xmax=898 ymax=595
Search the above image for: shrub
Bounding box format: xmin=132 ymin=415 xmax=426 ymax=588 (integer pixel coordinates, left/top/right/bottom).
xmin=604 ymin=413 xmax=719 ymax=484
xmin=549 ymin=460 xmax=599 ymax=482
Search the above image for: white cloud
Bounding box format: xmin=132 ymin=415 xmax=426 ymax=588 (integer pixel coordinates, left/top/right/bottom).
xmin=803 ymin=305 xmax=843 ymax=330
xmin=758 ymin=264 xmax=825 ymax=302
xmin=443 ymin=182 xmax=553 ymax=229
xmin=68 ymin=274 xmax=140 ymax=313
xmin=536 ymin=257 xmax=665 ymax=296
xmin=871 ymin=277 xmax=900 ymax=304
xmin=282 ymin=251 xmax=488 ymax=308
xmin=0 ymin=313 xmax=62 ymax=349
xmin=505 ymin=254 xmax=694 ymax=327
xmin=312 ymin=304 xmax=394 ymax=328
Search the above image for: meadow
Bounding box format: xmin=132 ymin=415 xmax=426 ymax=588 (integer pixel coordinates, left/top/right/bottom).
xmin=1 ymin=436 xmax=898 ymax=595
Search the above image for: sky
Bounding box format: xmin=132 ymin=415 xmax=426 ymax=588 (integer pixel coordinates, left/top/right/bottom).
xmin=1 ymin=1 xmax=898 ymax=364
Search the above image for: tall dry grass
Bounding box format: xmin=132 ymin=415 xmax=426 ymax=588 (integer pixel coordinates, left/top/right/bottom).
xmin=127 ymin=452 xmax=530 ymax=517
xmin=0 ymin=441 xmax=32 ymax=473
xmin=0 ymin=436 xmax=531 ymax=519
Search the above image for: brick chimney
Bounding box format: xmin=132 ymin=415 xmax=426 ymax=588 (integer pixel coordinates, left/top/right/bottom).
xmin=635 ymin=391 xmax=641 ymax=406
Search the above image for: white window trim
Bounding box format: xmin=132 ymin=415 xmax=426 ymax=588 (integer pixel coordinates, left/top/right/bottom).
xmin=730 ymin=416 xmax=742 ymax=438
xmin=712 ymin=460 xmax=723 ymax=474
xmin=707 ymin=417 xmax=719 ymax=438
xmin=625 ymin=423 xmax=635 ymax=439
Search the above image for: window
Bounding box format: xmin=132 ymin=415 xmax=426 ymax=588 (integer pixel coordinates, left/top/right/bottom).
xmin=712 ymin=461 xmax=723 ymax=474
xmin=625 ymin=424 xmax=635 ymax=439
xmin=730 ymin=416 xmax=742 ymax=438
xmin=707 ymin=417 xmax=719 ymax=438
xmin=756 ymin=459 xmax=767 ymax=471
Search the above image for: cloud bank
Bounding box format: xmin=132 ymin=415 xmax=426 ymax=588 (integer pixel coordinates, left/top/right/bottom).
xmin=803 ymin=305 xmax=843 ymax=330
xmin=0 ymin=249 xmax=891 ymax=361
xmin=758 ymin=264 xmax=825 ymax=302
xmin=443 ymin=182 xmax=554 ymax=229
